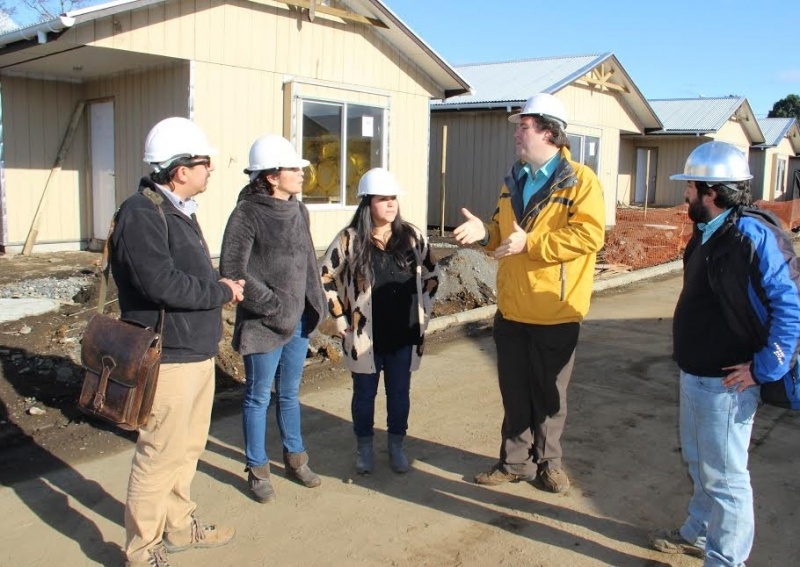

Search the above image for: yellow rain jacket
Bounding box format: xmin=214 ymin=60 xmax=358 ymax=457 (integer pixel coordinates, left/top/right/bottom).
xmin=484 ymin=147 xmax=605 ymax=325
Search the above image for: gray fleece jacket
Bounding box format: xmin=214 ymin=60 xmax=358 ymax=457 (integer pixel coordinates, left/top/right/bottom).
xmin=219 ymin=186 xmax=325 ymax=355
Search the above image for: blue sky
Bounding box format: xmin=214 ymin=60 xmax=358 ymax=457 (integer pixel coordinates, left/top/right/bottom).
xmin=9 ymin=0 xmax=800 ymax=117
xmin=389 ymin=0 xmax=800 ymax=117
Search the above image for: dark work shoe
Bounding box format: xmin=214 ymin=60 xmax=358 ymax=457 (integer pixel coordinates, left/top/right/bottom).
xmin=356 ymin=437 xmax=374 ymax=474
xmin=387 ymin=433 xmax=410 ymax=474
xmin=648 ymin=528 xmax=705 ymax=557
xmin=535 ymin=468 xmax=570 ymax=493
xmin=474 ymin=464 xmax=535 ymax=485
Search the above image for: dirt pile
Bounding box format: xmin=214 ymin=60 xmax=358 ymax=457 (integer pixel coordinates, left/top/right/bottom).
xmin=432 ymin=248 xmax=497 ymax=317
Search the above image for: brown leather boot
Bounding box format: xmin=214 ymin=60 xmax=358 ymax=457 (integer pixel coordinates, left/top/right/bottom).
xmin=283 ymin=451 xmax=321 ymax=488
xmin=246 ymin=463 xmax=276 ymax=503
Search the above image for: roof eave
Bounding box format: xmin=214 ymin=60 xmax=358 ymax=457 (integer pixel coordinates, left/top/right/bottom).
xmin=736 ymin=99 xmax=765 ymax=144
xmin=431 ymin=100 xmax=525 ymax=111
xmin=0 ymin=15 xmax=75 ymax=49
xmin=353 ymin=0 xmax=472 ymax=98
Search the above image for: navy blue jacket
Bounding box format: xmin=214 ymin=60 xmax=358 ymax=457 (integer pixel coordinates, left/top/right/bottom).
xmin=673 ymin=206 xmax=800 ymax=383
xmin=110 ymin=178 xmax=233 ymax=363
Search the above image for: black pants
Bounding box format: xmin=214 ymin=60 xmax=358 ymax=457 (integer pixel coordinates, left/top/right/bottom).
xmin=493 ymin=313 xmax=580 ymax=476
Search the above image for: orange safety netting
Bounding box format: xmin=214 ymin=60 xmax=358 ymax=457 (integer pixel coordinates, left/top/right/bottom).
xmin=603 ymin=200 xmax=800 ymax=271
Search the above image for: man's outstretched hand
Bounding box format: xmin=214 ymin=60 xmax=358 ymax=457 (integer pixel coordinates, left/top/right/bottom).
xmin=453 ymin=208 xmax=487 ymax=245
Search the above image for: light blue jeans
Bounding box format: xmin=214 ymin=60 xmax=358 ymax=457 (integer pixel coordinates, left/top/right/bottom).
xmin=242 ymin=322 xmax=309 ymax=468
xmin=678 ymin=371 xmax=759 ymax=567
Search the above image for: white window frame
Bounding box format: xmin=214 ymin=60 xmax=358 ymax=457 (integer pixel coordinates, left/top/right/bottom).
xmin=297 ymin=96 xmax=389 ymax=210
xmin=567 ymin=133 xmax=601 ymax=175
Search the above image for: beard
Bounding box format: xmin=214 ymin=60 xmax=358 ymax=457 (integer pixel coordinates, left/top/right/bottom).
xmin=686 ymin=197 xmax=711 ymax=223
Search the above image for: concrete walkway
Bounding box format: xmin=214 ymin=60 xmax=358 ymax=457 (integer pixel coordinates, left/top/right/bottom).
xmin=1 ymin=267 xmax=799 ymax=567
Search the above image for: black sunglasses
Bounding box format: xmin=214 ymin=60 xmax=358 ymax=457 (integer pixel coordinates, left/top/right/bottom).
xmin=184 ymin=157 xmax=211 ymax=168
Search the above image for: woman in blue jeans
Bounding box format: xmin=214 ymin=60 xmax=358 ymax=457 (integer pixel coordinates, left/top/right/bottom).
xmin=220 ymin=135 xmax=325 ymax=502
xmin=320 ymin=168 xmax=439 ymax=474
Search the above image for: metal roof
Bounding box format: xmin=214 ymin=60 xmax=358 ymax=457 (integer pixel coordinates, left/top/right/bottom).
xmin=648 ymin=97 xmax=746 ymax=133
xmin=0 ymin=0 xmax=471 ymax=97
xmin=648 ymin=96 xmax=765 ymax=143
xmin=756 ymin=117 xmax=796 ymax=147
xmin=428 ymin=52 xmax=661 ymax=130
xmin=431 ymin=53 xmax=609 ymax=108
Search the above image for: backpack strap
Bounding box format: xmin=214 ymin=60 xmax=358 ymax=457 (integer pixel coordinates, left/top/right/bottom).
xmin=96 ymin=188 xmax=168 ymax=334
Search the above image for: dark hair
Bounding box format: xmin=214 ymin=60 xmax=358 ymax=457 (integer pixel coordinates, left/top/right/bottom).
xmin=149 ymin=156 xmax=193 ymax=184
xmin=347 ymin=195 xmax=418 ymax=285
xmin=246 ymin=168 xmax=281 ymax=196
xmin=695 ymin=180 xmax=752 ymax=208
xmin=148 ymin=156 xmax=210 ymax=185
xmin=532 ymin=116 xmax=570 ymax=149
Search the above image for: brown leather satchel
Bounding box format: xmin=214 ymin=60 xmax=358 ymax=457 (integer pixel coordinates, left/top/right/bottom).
xmin=78 ymin=188 xmax=166 ymax=430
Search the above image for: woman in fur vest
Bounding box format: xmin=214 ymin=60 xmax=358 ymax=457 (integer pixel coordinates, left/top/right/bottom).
xmin=220 ymin=135 xmax=325 ymax=503
xmin=320 ymin=168 xmax=439 ymax=474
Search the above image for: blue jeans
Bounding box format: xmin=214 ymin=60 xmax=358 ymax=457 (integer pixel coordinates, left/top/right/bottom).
xmin=351 ymin=346 xmax=413 ymax=438
xmin=242 ymin=322 xmax=309 ymax=468
xmin=678 ymin=371 xmax=759 ymax=567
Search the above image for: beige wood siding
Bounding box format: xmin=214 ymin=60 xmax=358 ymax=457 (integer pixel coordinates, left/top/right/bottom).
xmin=748 ymin=139 xmax=793 ymax=202
xmin=10 ymin=1 xmax=446 ymax=252
xmin=749 ymin=149 xmax=768 ymax=200
xmin=638 ymin=121 xmax=752 ymax=206
xmin=84 ymin=63 xmax=190 ymax=204
xmin=638 ymin=137 xmax=713 ymax=206
xmin=557 ymin=85 xmax=641 ymax=134
xmin=0 ymin=64 xmax=189 ymax=249
xmin=428 ymin=110 xmax=515 ymax=228
xmin=710 ymin=119 xmax=751 ymax=151
xmin=63 ymin=1 xmax=440 ymax=99
xmin=617 ymin=139 xmax=637 ymax=206
xmin=1 ymin=77 xmax=87 ymax=247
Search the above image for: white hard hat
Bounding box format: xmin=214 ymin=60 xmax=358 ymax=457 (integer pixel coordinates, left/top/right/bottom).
xmin=143 ymin=117 xmax=217 ymax=171
xmin=670 ymin=141 xmax=752 ymax=183
xmin=357 ymin=167 xmax=404 ymax=197
xmin=508 ymin=93 xmax=568 ymax=129
xmin=245 ymin=135 xmax=310 ymax=173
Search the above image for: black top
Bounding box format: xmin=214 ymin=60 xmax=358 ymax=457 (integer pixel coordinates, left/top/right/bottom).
xmin=111 ymin=178 xmax=232 ymax=363
xmin=371 ymin=248 xmax=419 ymax=354
xmin=672 ymin=231 xmax=752 ymax=377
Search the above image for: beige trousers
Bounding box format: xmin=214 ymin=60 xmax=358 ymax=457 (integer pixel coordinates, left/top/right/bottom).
xmin=124 ymin=358 xmax=215 ymax=562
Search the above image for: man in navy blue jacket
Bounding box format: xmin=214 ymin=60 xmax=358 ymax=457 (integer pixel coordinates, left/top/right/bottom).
xmin=649 ymin=141 xmax=800 ymax=566
xmin=114 ymin=117 xmax=244 ymax=567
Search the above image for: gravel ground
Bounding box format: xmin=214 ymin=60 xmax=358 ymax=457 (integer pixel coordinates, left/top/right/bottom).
xmin=0 ymin=276 xmax=95 ymax=303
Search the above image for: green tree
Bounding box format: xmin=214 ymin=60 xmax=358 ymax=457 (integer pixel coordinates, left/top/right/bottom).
xmin=768 ymin=94 xmax=800 ymax=121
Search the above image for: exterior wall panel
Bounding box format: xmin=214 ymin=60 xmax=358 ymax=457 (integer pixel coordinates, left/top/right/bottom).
xmin=428 ymin=110 xmax=516 ymax=229
xmin=9 ymin=0 xmax=445 ymax=253
xmin=84 ymin=63 xmax=190 ymax=205
xmin=617 ymin=138 xmax=636 ymax=206
xmin=711 ymin=120 xmax=751 ymax=150
xmin=749 ymin=149 xmax=768 ymax=200
xmin=651 ymin=138 xmax=711 ymax=206
xmin=1 ymin=77 xmax=86 ymax=247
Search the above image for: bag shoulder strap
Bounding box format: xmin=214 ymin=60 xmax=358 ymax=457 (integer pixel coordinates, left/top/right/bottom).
xmin=96 ymin=187 xmax=168 ymax=334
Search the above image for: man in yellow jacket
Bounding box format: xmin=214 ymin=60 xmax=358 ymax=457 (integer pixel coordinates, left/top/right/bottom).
xmin=454 ymin=93 xmax=605 ymax=493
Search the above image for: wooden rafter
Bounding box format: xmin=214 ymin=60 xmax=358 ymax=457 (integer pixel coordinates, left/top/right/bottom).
xmin=279 ymin=0 xmax=388 ymax=28
xmin=575 ymin=63 xmax=629 ymax=93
